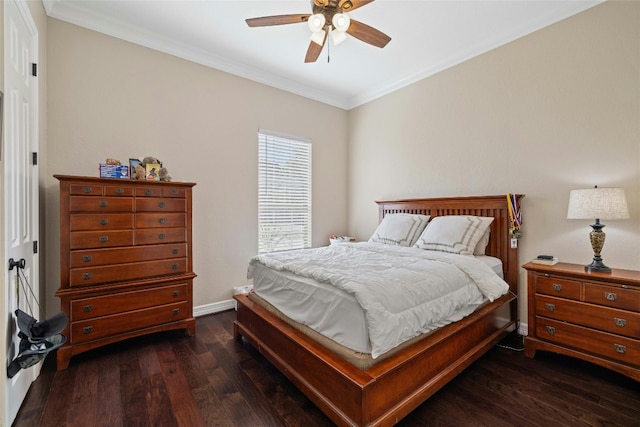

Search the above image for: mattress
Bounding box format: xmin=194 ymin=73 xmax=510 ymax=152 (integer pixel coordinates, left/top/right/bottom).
xmin=251 ymin=247 xmax=504 ymax=355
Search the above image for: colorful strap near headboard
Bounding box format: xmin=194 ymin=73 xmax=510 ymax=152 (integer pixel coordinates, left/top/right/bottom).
xmin=507 ymin=193 xmax=523 ymax=239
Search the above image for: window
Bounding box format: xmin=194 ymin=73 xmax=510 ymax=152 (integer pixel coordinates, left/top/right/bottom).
xmin=258 ymin=130 xmax=312 ymax=253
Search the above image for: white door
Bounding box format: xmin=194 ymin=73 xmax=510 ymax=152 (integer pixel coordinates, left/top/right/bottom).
xmin=4 ymin=0 xmax=39 ymax=424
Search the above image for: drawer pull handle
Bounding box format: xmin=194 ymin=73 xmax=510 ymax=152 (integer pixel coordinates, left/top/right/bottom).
xmin=82 ymin=186 xmax=93 ymax=193
xmin=145 ymin=189 xmax=153 ymax=196
xmin=158 ymin=233 xmax=166 ymax=240
xmin=614 ymin=317 xmax=627 ymax=327
xmin=172 ymin=308 xmax=180 ymax=315
xmin=171 ymin=263 xmax=179 ymax=270
xmin=614 ymin=344 xmax=626 ymax=354
xmin=83 ymin=326 xmax=93 ymax=334
xmin=172 ymin=290 xmax=180 ymax=297
xmin=545 ymin=326 xmax=555 ymax=335
xmin=158 ymin=201 xmax=166 ymax=208
xmin=115 ymin=188 xmax=124 ymax=194
xmin=83 ymin=305 xmax=93 ymax=312
xmin=82 ymin=273 xmax=92 ymax=280
xmin=99 ymin=200 xmax=108 ymax=208
xmin=99 ymin=218 xmax=108 ymax=225
xmin=171 ymin=248 xmax=179 ymax=255
xmin=604 ymin=292 xmax=617 ymax=301
xmin=99 ymin=236 xmax=109 ymax=243
xmin=171 ymin=188 xmax=178 ymax=195
xmin=159 ymin=217 xmax=166 ymax=224
xmin=551 ymin=284 xmax=563 ymax=292
xmin=544 ymin=303 xmax=555 ymax=312
xmin=82 ymin=255 xmax=92 ymax=263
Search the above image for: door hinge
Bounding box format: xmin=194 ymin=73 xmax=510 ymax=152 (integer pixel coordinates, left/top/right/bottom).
xmin=32 ymin=152 xmax=38 ymax=165
xmin=33 ymin=241 xmax=38 ymax=254
xmin=32 ymin=63 xmax=37 ymax=77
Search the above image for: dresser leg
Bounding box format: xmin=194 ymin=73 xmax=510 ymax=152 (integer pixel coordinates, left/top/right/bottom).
xmin=56 ymin=347 xmax=72 ymax=370
xmin=523 ymin=338 xmax=536 ymax=359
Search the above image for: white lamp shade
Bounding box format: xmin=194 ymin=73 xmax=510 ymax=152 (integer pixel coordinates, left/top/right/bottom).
xmin=331 ymin=28 xmax=348 ymax=45
xmin=310 ymin=29 xmax=326 ymax=46
xmin=307 ymin=13 xmax=326 ymax=32
xmin=567 ymin=187 xmax=630 ymax=220
xmin=332 ymin=13 xmax=351 ymax=32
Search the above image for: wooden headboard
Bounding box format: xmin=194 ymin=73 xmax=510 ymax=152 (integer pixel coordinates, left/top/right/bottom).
xmin=376 ymin=195 xmax=523 ymax=294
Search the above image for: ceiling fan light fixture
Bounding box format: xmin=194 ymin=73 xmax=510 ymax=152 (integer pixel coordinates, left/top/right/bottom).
xmin=307 ymin=13 xmax=326 ymax=32
xmin=331 ymin=28 xmax=348 ymax=45
xmin=310 ymin=29 xmax=326 ymax=46
xmin=332 ymin=13 xmax=351 ymax=32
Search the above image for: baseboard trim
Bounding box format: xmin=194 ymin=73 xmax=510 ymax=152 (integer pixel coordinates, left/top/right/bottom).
xmin=194 ymin=299 xmax=235 ymax=317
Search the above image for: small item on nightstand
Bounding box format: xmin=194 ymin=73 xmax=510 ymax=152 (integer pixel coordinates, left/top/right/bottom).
xmin=330 ymin=235 xmax=355 ymax=244
xmin=532 ymin=255 xmax=558 ymax=265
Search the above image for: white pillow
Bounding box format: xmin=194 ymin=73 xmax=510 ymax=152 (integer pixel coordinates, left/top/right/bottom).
xmin=414 ymin=215 xmax=494 ymax=256
xmin=368 ymin=213 xmax=430 ymax=247
xmin=473 ymin=228 xmax=491 ymax=255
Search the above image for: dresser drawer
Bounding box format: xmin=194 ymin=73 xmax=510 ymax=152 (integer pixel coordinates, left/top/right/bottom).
xmin=536 ymin=294 xmax=640 ymax=338
xmin=536 ymin=275 xmax=581 ymax=300
xmin=135 ymin=227 xmax=186 ymax=245
xmin=536 ymin=317 xmax=640 ymax=366
xmin=70 ymin=243 xmax=187 ymax=268
xmin=70 ymin=213 xmax=134 ymax=231
xmin=70 ymin=230 xmax=133 ymax=250
xmin=584 ymin=283 xmax=640 ymax=311
xmin=70 ymin=283 xmax=188 ymax=321
xmin=136 ymin=186 xmax=186 ymax=198
xmin=70 ymin=258 xmax=187 ymax=286
xmin=69 ymin=196 xmax=133 ymax=212
xmin=135 ymin=197 xmax=185 ymax=212
xmin=71 ymin=301 xmax=189 ymax=344
xmin=135 ymin=213 xmax=186 ymax=228
xmin=69 ymin=183 xmax=134 ymax=196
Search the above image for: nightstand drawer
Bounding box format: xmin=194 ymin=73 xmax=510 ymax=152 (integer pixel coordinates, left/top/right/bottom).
xmin=536 ymin=317 xmax=640 ymax=366
xmin=536 ymin=276 xmax=581 ymax=300
xmin=71 ymin=283 xmax=188 ymax=321
xmin=536 ymin=294 xmax=640 ymax=338
xmin=584 ymin=283 xmax=640 ymax=311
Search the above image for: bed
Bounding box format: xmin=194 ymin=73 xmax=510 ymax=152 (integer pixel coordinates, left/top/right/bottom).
xmin=234 ymin=195 xmax=523 ymax=426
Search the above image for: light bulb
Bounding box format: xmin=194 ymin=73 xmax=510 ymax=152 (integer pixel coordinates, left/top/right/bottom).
xmin=307 ymin=14 xmax=326 ymax=32
xmin=332 ymin=13 xmax=350 ymax=32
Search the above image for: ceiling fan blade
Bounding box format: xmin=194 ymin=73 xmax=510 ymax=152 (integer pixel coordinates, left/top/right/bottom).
xmin=346 ymin=19 xmax=391 ymax=48
xmin=305 ymin=30 xmax=328 ymax=63
xmin=246 ymin=14 xmax=310 ymax=27
xmin=339 ymin=0 xmax=374 ymax=12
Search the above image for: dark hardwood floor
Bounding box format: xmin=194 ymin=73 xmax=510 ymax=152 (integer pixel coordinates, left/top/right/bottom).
xmin=14 ymin=310 xmax=640 ymax=427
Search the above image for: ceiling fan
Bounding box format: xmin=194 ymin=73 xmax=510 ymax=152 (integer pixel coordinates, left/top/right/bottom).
xmin=246 ymin=0 xmax=391 ymax=63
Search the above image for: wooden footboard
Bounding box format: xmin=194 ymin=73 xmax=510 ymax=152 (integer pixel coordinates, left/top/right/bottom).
xmin=234 ymin=292 xmax=516 ymax=427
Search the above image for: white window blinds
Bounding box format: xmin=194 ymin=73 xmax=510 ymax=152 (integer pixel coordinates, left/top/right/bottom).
xmin=258 ymin=130 xmax=312 ymax=254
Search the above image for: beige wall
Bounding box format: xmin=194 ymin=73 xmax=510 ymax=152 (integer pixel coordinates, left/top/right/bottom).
xmin=347 ymin=1 xmax=640 ymax=328
xmin=45 ymin=19 xmax=349 ymax=314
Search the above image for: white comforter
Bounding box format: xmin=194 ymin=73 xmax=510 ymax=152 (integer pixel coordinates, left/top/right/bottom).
xmin=248 ymin=242 xmax=509 ymax=358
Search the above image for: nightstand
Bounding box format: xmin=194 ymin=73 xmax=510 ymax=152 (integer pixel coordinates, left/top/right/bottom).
xmin=523 ymin=262 xmax=640 ymax=381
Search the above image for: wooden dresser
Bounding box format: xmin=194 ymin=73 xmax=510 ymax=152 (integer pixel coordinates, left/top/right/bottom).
xmin=523 ymin=262 xmax=639 ymax=381
xmin=55 ymin=175 xmax=196 ymax=370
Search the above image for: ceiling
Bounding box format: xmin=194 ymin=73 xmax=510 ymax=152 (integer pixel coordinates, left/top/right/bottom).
xmin=43 ymin=0 xmax=603 ymax=110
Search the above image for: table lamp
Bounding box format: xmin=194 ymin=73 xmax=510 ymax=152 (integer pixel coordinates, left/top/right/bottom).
xmin=567 ymin=186 xmax=629 ymax=272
